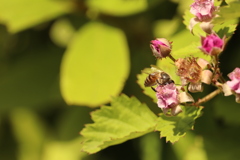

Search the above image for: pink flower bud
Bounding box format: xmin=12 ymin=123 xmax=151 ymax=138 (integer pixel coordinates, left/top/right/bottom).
xmin=190 ymin=0 xmax=216 ymax=22
xmin=199 ymin=34 xmax=225 ymax=56
xmin=226 ymin=68 xmax=240 ymax=94
xmin=150 ymin=38 xmax=172 ymax=59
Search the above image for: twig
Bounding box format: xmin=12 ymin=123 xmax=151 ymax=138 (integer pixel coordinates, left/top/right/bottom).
xmin=194 ymin=88 xmax=222 ymax=106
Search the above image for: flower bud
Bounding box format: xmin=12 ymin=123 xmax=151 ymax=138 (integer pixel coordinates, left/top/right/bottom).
xmin=150 ymin=38 xmax=172 ymax=59
xmin=199 ymin=34 xmax=225 ymax=56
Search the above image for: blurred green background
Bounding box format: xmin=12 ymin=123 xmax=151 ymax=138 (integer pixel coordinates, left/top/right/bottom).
xmin=0 ymin=0 xmax=240 ymax=160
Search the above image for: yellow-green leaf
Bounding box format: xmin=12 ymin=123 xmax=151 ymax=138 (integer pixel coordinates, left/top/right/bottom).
xmin=86 ymin=0 xmax=160 ymax=16
xmin=0 ymin=0 xmax=72 ymax=33
xmin=156 ymin=106 xmax=203 ymax=143
xmin=60 ymin=21 xmax=130 ymax=107
xmin=80 ymin=94 xmax=157 ymax=154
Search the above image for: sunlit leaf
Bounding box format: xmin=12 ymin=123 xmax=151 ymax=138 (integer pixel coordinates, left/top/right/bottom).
xmin=60 ymin=21 xmax=130 ymax=107
xmin=156 ymin=106 xmax=203 ymax=143
xmin=0 ymin=0 xmax=72 ymax=33
xmin=213 ymin=1 xmax=240 ymax=24
xmin=173 ymin=135 xmax=208 ymax=160
xmin=42 ymin=137 xmax=87 ymax=160
xmin=153 ymin=17 xmax=181 ymax=38
xmin=213 ymin=19 xmax=237 ymax=38
xmin=80 ymin=94 xmax=157 ymax=154
xmin=86 ymin=0 xmax=160 ymax=16
xmin=9 ymin=108 xmax=46 ymax=160
xmin=183 ymin=10 xmax=206 ymax=36
xmin=139 ymin=132 xmax=162 ymax=160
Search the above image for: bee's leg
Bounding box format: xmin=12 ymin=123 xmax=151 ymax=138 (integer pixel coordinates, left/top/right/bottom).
xmin=151 ymin=87 xmax=157 ymax=92
xmin=156 ymin=79 xmax=161 ymax=85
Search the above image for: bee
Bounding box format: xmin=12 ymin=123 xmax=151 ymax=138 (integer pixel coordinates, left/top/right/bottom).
xmin=143 ymin=66 xmax=174 ymax=91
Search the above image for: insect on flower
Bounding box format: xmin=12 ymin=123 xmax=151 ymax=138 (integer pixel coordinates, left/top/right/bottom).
xmin=143 ymin=66 xmax=174 ymax=91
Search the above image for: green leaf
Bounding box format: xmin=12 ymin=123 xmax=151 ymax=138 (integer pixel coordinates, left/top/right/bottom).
xmin=183 ymin=10 xmax=206 ymax=36
xmin=80 ymin=94 xmax=157 ymax=154
xmin=139 ymin=132 xmax=162 ymax=160
xmin=153 ymin=17 xmax=181 ymax=38
xmin=213 ymin=1 xmax=240 ymax=24
xmin=156 ymin=106 xmax=203 ymax=143
xmin=214 ymin=19 xmax=237 ymax=38
xmin=60 ymin=21 xmax=130 ymax=107
xmin=0 ymin=0 xmax=72 ymax=33
xmin=9 ymin=108 xmax=46 ymax=160
xmin=42 ymin=137 xmax=87 ymax=160
xmin=86 ymin=0 xmax=160 ymax=16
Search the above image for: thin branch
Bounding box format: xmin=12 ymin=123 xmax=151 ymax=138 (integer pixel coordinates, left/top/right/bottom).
xmin=194 ymin=88 xmax=222 ymax=106
xmin=168 ymin=54 xmax=176 ymax=62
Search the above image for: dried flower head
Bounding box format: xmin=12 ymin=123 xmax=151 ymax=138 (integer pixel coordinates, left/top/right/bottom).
xmin=175 ymin=57 xmax=212 ymax=92
xmin=150 ymin=38 xmax=172 ymax=59
xmin=176 ymin=57 xmax=202 ymax=84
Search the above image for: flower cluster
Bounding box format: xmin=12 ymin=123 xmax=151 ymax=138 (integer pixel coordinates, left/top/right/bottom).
xmin=143 ymin=0 xmax=240 ymax=116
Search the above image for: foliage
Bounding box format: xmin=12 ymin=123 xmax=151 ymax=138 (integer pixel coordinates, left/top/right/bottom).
xmin=0 ymin=0 xmax=240 ymax=160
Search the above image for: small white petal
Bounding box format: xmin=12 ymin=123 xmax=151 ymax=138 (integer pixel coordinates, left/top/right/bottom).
xmin=197 ymin=58 xmax=209 ymax=69
xmin=222 ymin=83 xmax=233 ymax=96
xmin=179 ymin=92 xmax=195 ymax=103
xmin=171 ymin=105 xmax=182 ymax=116
xmin=201 ymin=70 xmax=213 ymax=84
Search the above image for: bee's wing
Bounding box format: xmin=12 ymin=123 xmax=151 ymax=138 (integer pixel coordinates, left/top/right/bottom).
xmin=141 ymin=68 xmax=154 ymax=74
xmin=141 ymin=65 xmax=163 ymax=74
xmin=150 ymin=65 xmax=162 ymax=73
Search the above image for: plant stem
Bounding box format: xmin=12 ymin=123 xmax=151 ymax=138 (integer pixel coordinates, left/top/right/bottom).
xmin=168 ymin=54 xmax=176 ymax=62
xmin=213 ymin=55 xmax=226 ymax=84
xmin=194 ymin=88 xmax=222 ymax=106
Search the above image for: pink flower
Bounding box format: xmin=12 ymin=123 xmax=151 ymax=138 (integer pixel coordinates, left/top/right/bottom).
xmin=150 ymin=38 xmax=172 ymax=59
xmin=199 ymin=34 xmax=225 ymax=56
xmin=189 ymin=0 xmax=218 ymax=34
xmin=190 ymin=0 xmax=216 ymax=22
xmin=155 ymin=83 xmax=181 ymax=116
xmin=226 ymin=68 xmax=240 ymax=94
